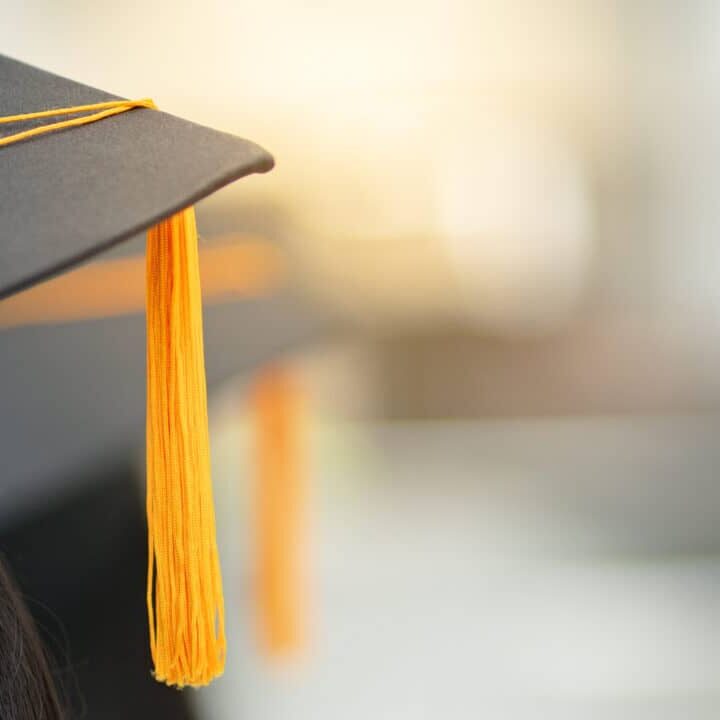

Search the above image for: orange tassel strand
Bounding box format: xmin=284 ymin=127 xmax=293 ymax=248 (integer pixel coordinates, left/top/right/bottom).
xmin=146 ymin=207 xmax=226 ymax=686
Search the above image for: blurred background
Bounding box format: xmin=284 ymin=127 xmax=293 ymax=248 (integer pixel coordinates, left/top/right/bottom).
xmin=4 ymin=0 xmax=720 ymax=717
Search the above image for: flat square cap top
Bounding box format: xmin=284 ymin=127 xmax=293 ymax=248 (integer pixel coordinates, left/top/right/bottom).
xmin=0 ymin=55 xmax=274 ymax=298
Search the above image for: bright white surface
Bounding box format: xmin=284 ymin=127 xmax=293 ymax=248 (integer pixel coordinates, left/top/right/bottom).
xmin=1 ymin=0 xmax=614 ymax=329
xmin=195 ymin=415 xmax=720 ymax=719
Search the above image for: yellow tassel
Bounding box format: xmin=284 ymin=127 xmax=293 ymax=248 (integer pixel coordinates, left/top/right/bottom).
xmin=253 ymin=366 xmax=305 ymax=656
xmin=0 ymin=99 xmax=228 ymax=687
xmin=146 ymin=207 xmax=226 ymax=687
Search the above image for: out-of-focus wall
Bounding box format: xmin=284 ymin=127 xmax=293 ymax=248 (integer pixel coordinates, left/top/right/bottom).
xmin=6 ymin=1 xmax=720 ymax=414
xmin=2 ymin=0 xmax=622 ymax=330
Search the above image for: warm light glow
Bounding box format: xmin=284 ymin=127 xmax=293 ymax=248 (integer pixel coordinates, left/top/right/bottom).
xmin=0 ymin=0 xmax=617 ymax=333
xmin=435 ymin=116 xmax=592 ymax=333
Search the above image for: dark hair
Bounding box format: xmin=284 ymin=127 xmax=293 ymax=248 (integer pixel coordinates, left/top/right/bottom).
xmin=0 ymin=557 xmax=64 ymax=720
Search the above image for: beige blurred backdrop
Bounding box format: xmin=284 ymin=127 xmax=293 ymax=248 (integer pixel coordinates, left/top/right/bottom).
xmin=6 ymin=0 xmax=720 ymax=416
xmin=6 ymin=3 xmax=720 ymax=719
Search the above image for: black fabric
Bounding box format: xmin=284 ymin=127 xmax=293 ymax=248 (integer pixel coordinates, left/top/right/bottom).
xmin=0 ymin=463 xmax=196 ymax=719
xmin=0 ymin=55 xmax=274 ymax=298
xmin=0 ymin=291 xmax=328 ymax=528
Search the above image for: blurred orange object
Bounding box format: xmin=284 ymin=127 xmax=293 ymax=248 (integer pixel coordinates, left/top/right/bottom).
xmin=252 ymin=365 xmax=306 ymax=657
xmin=0 ymin=237 xmax=285 ymax=328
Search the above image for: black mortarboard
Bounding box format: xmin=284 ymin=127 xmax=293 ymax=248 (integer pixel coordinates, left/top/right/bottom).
xmin=0 ymin=54 xmax=316 ymax=688
xmin=0 ymin=55 xmax=273 ymax=298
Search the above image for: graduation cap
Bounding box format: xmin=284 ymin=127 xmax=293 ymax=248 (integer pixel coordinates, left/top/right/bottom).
xmin=0 ymin=55 xmax=317 ymax=687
